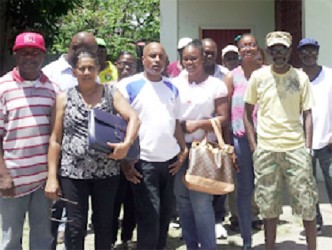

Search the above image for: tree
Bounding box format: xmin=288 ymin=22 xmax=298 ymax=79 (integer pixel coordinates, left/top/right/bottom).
xmin=52 ymin=0 xmax=160 ymax=61
xmin=0 ymin=0 xmax=80 ymax=75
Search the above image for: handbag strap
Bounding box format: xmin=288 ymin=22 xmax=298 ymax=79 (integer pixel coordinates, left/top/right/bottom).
xmin=210 ymin=118 xmax=226 ymax=148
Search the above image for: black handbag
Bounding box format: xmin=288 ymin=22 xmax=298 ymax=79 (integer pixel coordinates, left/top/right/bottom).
xmin=88 ymin=108 xmax=140 ymax=160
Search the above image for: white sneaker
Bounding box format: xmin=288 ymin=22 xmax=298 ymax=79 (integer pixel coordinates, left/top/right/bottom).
xmin=215 ymin=223 xmax=228 ymax=239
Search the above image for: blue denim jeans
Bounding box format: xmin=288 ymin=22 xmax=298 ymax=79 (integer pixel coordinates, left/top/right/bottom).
xmin=131 ymin=158 xmax=176 ymax=250
xmin=314 ymin=145 xmax=332 ymax=204
xmin=0 ymin=187 xmax=52 ymax=250
xmin=313 ymin=145 xmax=332 ymax=225
xmin=234 ymin=136 xmax=255 ymax=246
xmin=174 ymin=157 xmax=216 ymax=250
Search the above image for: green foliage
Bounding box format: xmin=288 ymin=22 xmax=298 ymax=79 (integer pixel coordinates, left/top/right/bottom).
xmin=52 ymin=0 xmax=160 ymax=61
xmin=6 ymin=0 xmax=80 ymax=48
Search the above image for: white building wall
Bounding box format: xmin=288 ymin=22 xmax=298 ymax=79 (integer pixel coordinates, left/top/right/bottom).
xmin=303 ymin=0 xmax=332 ymax=67
xmin=160 ymin=0 xmax=275 ymax=62
xmin=160 ymin=0 xmax=179 ymax=62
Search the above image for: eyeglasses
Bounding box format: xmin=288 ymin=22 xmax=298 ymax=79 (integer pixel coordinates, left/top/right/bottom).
xmin=268 ymin=47 xmax=289 ymax=56
xmin=49 ymin=196 xmax=78 ymax=223
xmin=239 ymin=43 xmax=257 ymax=49
xmin=300 ymin=49 xmax=318 ymax=56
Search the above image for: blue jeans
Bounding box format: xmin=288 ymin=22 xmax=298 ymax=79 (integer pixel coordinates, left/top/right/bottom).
xmin=0 ymin=187 xmax=52 ymax=250
xmin=313 ymin=145 xmax=332 ymax=226
xmin=174 ymin=157 xmax=216 ymax=250
xmin=234 ymin=136 xmax=255 ymax=246
xmin=131 ymin=158 xmax=176 ymax=250
xmin=314 ymin=145 xmax=332 ymax=204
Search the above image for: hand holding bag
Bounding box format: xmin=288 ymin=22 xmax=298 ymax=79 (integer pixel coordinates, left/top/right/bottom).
xmin=183 ymin=118 xmax=234 ymax=195
xmin=88 ymin=108 xmax=140 ymax=160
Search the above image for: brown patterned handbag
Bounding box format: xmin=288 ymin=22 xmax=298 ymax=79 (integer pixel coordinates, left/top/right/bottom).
xmin=183 ymin=118 xmax=235 ymax=195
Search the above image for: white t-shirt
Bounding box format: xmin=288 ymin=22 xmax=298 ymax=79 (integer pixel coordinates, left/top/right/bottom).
xmin=179 ymin=64 xmax=229 ymax=81
xmin=117 ymin=73 xmax=180 ymax=162
xmin=311 ymin=66 xmax=332 ymax=150
xmin=173 ymin=75 xmax=228 ymax=143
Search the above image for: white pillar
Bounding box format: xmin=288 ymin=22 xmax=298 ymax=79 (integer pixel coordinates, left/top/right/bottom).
xmin=160 ymin=0 xmax=179 ymax=62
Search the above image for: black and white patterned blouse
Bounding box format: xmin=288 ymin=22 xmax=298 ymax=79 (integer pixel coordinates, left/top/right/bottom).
xmin=60 ymin=85 xmax=120 ymax=179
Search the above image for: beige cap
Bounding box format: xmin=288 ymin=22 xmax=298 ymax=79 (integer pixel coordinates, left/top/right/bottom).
xmin=221 ymin=45 xmax=239 ymax=58
xmin=177 ymin=37 xmax=192 ymax=49
xmin=266 ymin=31 xmax=292 ymax=48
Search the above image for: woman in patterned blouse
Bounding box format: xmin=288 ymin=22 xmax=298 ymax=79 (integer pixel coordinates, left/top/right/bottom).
xmin=45 ymin=50 xmax=140 ymax=250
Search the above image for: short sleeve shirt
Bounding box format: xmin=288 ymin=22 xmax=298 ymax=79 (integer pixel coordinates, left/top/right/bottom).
xmin=117 ymin=73 xmax=180 ymax=162
xmin=173 ymin=75 xmax=228 ymax=143
xmin=244 ymin=65 xmax=314 ymax=151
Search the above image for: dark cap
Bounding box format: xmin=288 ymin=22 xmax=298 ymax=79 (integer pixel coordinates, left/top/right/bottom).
xmin=298 ymin=38 xmax=320 ymax=49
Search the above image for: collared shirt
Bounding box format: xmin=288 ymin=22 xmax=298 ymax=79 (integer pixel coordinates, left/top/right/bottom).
xmin=42 ymin=54 xmax=77 ymax=91
xmin=0 ymin=68 xmax=59 ymax=197
xmin=213 ymin=64 xmax=229 ymax=81
xmin=99 ymin=61 xmax=118 ymax=84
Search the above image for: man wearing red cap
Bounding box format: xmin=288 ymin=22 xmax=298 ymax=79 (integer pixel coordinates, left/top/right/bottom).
xmin=0 ymin=32 xmax=59 ymax=249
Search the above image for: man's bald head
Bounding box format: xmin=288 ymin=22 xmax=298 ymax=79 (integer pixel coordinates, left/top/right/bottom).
xmin=66 ymin=32 xmax=98 ymax=66
xmin=201 ymin=38 xmax=218 ymax=67
xmin=142 ymin=42 xmax=167 ymax=81
xmin=143 ymin=42 xmax=166 ymax=57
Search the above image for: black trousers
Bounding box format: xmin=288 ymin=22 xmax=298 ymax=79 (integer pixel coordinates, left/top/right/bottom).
xmin=61 ymin=176 xmax=119 ymax=250
xmin=111 ymin=170 xmax=136 ymax=244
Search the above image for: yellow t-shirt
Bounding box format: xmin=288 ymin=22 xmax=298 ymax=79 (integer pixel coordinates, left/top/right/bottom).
xmin=99 ymin=61 xmax=118 ymax=84
xmin=244 ymin=65 xmax=314 ymax=151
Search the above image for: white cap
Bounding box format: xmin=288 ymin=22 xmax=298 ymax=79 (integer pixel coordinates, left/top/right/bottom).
xmin=221 ymin=45 xmax=239 ymax=58
xmin=177 ymin=37 xmax=193 ymax=49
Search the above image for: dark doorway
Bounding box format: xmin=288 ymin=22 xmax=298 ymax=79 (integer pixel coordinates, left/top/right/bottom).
xmin=201 ymin=29 xmax=250 ymax=65
xmin=275 ymin=0 xmax=302 ymax=67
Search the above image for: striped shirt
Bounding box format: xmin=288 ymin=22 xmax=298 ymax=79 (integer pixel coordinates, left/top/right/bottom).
xmin=0 ymin=68 xmax=59 ymax=197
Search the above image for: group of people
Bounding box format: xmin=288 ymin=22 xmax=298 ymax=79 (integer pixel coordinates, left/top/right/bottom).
xmin=0 ymin=28 xmax=330 ymax=250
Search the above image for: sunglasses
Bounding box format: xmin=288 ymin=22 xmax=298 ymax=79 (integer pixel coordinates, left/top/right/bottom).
xmin=300 ymin=49 xmax=318 ymax=56
xmin=268 ymin=47 xmax=289 ymax=56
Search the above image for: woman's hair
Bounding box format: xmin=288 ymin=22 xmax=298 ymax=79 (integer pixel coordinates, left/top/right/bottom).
xmin=183 ymin=39 xmax=204 ymax=57
xmin=237 ymin=33 xmax=257 ymax=47
xmin=72 ymin=49 xmax=99 ymax=68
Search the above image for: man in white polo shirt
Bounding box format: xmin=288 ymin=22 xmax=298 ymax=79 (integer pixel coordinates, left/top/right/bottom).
xmin=118 ymin=42 xmax=188 ymax=250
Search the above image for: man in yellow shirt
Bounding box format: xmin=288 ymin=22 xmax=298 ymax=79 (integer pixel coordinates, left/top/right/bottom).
xmin=243 ymin=31 xmax=318 ymax=250
xmin=96 ymin=38 xmax=118 ymax=83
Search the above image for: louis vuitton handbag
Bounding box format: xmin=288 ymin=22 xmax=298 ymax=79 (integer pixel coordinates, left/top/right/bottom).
xmin=183 ymin=118 xmax=234 ymax=195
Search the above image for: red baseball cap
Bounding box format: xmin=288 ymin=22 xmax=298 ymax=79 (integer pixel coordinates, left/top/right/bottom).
xmin=13 ymin=32 xmax=46 ymax=52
